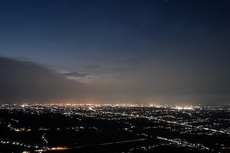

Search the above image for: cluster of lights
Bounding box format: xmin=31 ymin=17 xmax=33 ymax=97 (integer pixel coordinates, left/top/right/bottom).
xmin=157 ymin=136 xmax=210 ymax=150
xmin=2 ymin=103 xmax=230 ymax=152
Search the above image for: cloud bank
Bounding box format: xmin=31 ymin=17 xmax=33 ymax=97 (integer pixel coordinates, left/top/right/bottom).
xmin=0 ymin=57 xmax=86 ymax=103
xmin=1 ymin=56 xmax=230 ymax=104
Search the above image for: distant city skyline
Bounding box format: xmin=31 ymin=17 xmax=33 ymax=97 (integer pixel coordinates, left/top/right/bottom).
xmin=0 ymin=0 xmax=230 ymax=104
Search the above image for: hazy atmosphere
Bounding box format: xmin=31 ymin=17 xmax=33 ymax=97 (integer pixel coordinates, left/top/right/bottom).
xmin=1 ymin=0 xmax=230 ymax=104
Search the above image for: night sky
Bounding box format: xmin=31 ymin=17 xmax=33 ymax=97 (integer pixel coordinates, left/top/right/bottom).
xmin=0 ymin=0 xmax=230 ymax=104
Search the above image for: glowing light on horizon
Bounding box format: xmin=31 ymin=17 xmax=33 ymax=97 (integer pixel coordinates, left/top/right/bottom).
xmin=175 ymin=106 xmax=193 ymax=110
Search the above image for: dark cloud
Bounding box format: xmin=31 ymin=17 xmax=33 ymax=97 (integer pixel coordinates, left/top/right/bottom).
xmin=0 ymin=57 xmax=86 ymax=103
xmin=84 ymin=64 xmax=101 ymax=69
xmin=62 ymin=71 xmax=89 ymax=77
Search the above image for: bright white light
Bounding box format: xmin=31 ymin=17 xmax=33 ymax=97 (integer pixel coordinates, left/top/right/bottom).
xmin=184 ymin=107 xmax=193 ymax=110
